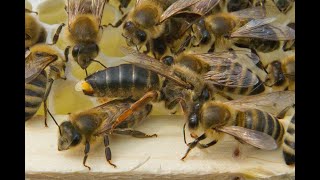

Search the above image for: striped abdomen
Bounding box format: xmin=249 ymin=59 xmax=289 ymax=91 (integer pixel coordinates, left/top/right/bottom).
xmin=282 ymin=113 xmax=295 ymax=165
xmin=84 ymin=64 xmax=161 ymax=99
xmin=234 ymin=38 xmax=280 ymax=53
xmin=235 ymin=109 xmax=284 ymax=146
xmin=266 ymin=61 xmax=286 ymax=87
xmin=211 ymin=62 xmax=265 ymax=95
xmin=25 ymin=71 xmax=47 ymax=121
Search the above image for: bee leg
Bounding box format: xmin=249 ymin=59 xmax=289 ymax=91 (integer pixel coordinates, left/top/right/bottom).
xmin=197 ymin=140 xmax=218 ymax=149
xmin=43 ymin=79 xmax=54 ymax=127
xmin=25 ymin=9 xmax=38 ymax=15
xmin=276 ymin=104 xmax=295 ymax=119
xmin=64 ymin=46 xmax=70 ymax=62
xmin=183 ymin=123 xmax=188 ymax=145
xmin=85 ymin=69 xmax=88 ymax=77
xmin=111 ymin=91 xmax=160 ymax=130
xmin=181 ymin=133 xmax=207 ymax=160
xmin=118 ymin=5 xmax=124 ymax=14
xmin=49 ymin=23 xmax=65 ymax=45
xmin=113 ymin=128 xmax=157 ymax=138
xmin=91 ymin=59 xmax=107 ymax=68
xmin=103 ymin=13 xmax=128 ymax=28
xmin=83 ymin=140 xmax=92 ymax=170
xmin=175 ymin=35 xmax=193 ymax=55
xmin=104 ymin=135 xmax=117 ymax=168
xmin=143 ymin=42 xmax=150 ymax=54
xmin=208 ymin=43 xmax=215 ymax=53
xmin=217 ymin=92 xmax=233 ymax=101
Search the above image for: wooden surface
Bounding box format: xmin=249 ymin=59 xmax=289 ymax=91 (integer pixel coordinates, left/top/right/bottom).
xmin=25 ymin=115 xmax=295 ymax=179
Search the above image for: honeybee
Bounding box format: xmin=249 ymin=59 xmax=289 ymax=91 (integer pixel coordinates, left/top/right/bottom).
xmin=179 ymin=91 xmax=295 ymax=166
xmin=53 ymin=0 xmax=107 ymax=76
xmin=282 ymin=112 xmax=295 ymax=165
xmin=282 ymin=22 xmax=295 ymax=51
xmin=25 ymin=44 xmax=67 ymax=126
xmin=273 ymin=0 xmax=294 ymax=13
xmin=265 ymin=55 xmax=295 ymax=91
xmin=106 ymin=47 xmax=268 ymax=129
xmin=106 ymin=0 xmax=219 ymax=58
xmin=57 ymin=98 xmax=156 ymax=170
xmin=25 ymin=9 xmax=47 ymax=49
xmin=184 ymin=5 xmax=295 ymax=53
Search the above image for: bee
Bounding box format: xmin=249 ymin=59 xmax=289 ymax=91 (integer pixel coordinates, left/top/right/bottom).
xmin=282 ymin=112 xmax=295 ymax=165
xmin=273 ymin=0 xmax=294 ymax=14
xmin=106 ymin=47 xmax=269 ymax=130
xmin=25 ymin=9 xmax=47 ymax=50
xmin=226 ymin=0 xmax=265 ymax=12
xmin=53 ymin=0 xmax=108 ymax=76
xmin=265 ymin=55 xmax=295 ymax=91
xmin=106 ymin=0 xmax=219 ymax=58
xmin=178 ymin=91 xmax=295 ymax=165
xmin=25 ymin=44 xmax=67 ymax=126
xmin=57 ymin=98 xmax=156 ymax=170
xmin=182 ymin=5 xmax=294 ymax=53
xmin=282 ymin=22 xmax=295 ymax=51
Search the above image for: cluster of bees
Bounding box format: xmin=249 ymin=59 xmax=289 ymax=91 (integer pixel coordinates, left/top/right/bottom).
xmin=25 ymin=0 xmax=295 ymax=170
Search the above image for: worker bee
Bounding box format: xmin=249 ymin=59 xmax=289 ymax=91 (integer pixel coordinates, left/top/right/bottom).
xmin=273 ymin=0 xmax=294 ymax=14
xmin=25 ymin=9 xmax=47 ymax=49
xmin=106 ymin=0 xmax=220 ymax=58
xmin=57 ymin=98 xmax=156 ymax=170
xmin=105 ymin=47 xmax=269 ymax=130
xmin=179 ymin=91 xmax=295 ymax=166
xmin=265 ymin=55 xmax=295 ymax=91
xmin=25 ymin=44 xmax=67 ymax=126
xmin=53 ymin=0 xmax=108 ymax=76
xmin=182 ymin=5 xmax=295 ymax=53
xmin=282 ymin=112 xmax=295 ymax=165
xmin=282 ymin=22 xmax=295 ymax=51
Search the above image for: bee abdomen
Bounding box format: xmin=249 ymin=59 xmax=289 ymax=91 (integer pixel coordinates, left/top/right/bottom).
xmin=236 ymin=109 xmax=284 ymax=145
xmin=283 ymin=113 xmax=295 ymax=165
xmin=25 ymin=72 xmax=47 ymax=121
xmin=251 ymin=39 xmax=280 ymax=53
xmin=85 ymin=64 xmax=161 ymax=98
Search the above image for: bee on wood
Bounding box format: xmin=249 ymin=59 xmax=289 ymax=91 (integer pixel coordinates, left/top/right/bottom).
xmin=25 ymin=44 xmax=67 ymax=126
xmin=57 ymin=98 xmax=156 ymax=170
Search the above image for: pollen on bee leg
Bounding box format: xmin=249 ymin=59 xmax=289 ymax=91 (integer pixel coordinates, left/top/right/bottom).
xmin=75 ymin=80 xmax=93 ymax=93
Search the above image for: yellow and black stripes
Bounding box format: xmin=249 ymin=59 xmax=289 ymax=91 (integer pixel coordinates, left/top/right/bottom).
xmin=25 ymin=71 xmax=47 ymax=121
xmin=283 ymin=113 xmax=295 ymax=165
xmin=84 ymin=64 xmax=161 ymax=99
xmin=235 ymin=109 xmax=284 ymax=146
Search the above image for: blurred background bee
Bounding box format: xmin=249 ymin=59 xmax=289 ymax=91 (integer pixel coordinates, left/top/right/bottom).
xmin=53 ymin=0 xmax=108 ymax=76
xmin=25 ymin=9 xmax=47 ymax=50
xmin=265 ymin=55 xmax=295 ymax=91
xmin=282 ymin=22 xmax=295 ymax=51
xmin=57 ymin=98 xmax=156 ymax=170
xmin=179 ymin=91 xmax=295 ymax=167
xmin=273 ymin=0 xmax=294 ymax=14
xmin=25 ymin=44 xmax=67 ymax=126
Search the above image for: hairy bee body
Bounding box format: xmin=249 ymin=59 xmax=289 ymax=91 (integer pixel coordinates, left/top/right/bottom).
xmin=282 ymin=113 xmax=295 ymax=165
xmin=25 ymin=71 xmax=47 ymax=121
xmin=234 ymin=109 xmax=285 ymax=145
xmin=25 ymin=13 xmax=47 ymax=48
xmin=83 ymin=64 xmax=161 ymax=98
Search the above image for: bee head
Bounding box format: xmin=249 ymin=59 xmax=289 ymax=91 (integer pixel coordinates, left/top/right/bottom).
xmin=72 ymin=43 xmax=99 ymax=69
xmin=123 ymin=21 xmax=147 ymax=45
xmin=58 ymin=121 xmax=82 ymax=151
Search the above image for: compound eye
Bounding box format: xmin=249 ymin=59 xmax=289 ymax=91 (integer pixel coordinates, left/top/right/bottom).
xmin=136 ymin=30 xmax=147 ymax=42
xmin=161 ymin=56 xmax=174 ymax=66
xmin=124 ymin=21 xmax=134 ymax=30
xmin=72 ymin=45 xmax=80 ymax=58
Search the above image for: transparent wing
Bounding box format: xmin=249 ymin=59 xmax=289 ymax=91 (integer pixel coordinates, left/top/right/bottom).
xmin=25 ymin=52 xmax=58 ymax=83
xmin=225 ymin=91 xmax=295 ymax=116
xmin=120 ymin=46 xmax=192 ymax=89
xmin=230 ymin=6 xmax=267 ymax=19
xmin=218 ymin=126 xmax=278 ymax=150
xmin=231 ymin=18 xmax=295 ymax=41
xmin=193 ymin=53 xmax=261 ymax=88
xmin=188 ymin=0 xmax=220 ymax=15
xmin=160 ymin=0 xmax=201 ymax=23
xmin=67 ymin=0 xmax=106 ymax=27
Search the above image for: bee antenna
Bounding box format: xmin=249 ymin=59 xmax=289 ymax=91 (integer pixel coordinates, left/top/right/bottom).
xmin=47 ymin=109 xmax=62 ymax=135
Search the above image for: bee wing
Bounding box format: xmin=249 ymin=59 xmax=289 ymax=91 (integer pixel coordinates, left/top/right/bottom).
xmin=25 ymin=53 xmax=58 ymax=83
xmin=193 ymin=53 xmax=261 ymax=88
xmin=120 ymin=46 xmax=192 ymax=89
xmin=67 ymin=0 xmax=106 ymax=27
xmin=230 ymin=6 xmax=267 ymax=19
xmin=160 ymin=0 xmax=201 ymax=23
xmin=218 ymin=126 xmax=278 ymax=150
xmin=225 ymin=91 xmax=295 ymax=117
xmin=187 ymin=0 xmax=221 ymax=15
xmin=231 ymin=18 xmax=295 ymax=41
